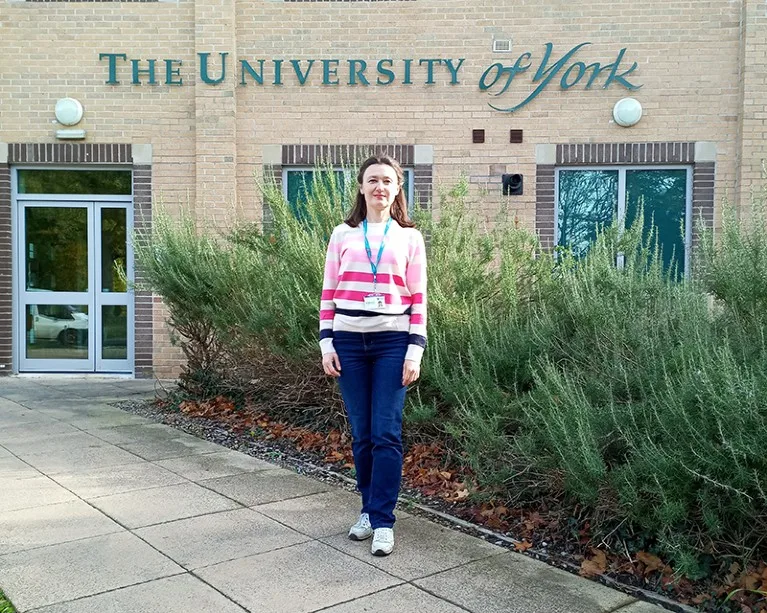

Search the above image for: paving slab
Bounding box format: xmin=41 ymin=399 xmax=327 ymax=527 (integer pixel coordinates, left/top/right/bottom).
xmin=13 ymin=398 xmax=118 ymax=412
xmin=322 ymin=515 xmax=504 ymax=581
xmin=0 ymin=398 xmax=28 ymax=411
xmin=86 ymin=423 xmax=179 ymax=445
xmin=0 ymin=499 xmax=122 ymax=554
xmin=22 ymin=404 xmax=154 ymax=429
xmin=134 ymin=507 xmax=309 ymax=570
xmin=51 ymin=462 xmax=187 ymax=499
xmin=321 ymin=584 xmax=468 ymax=613
xmin=18 ymin=444 xmax=144 ymax=476
xmin=196 ymin=540 xmax=402 ymax=613
xmin=0 ymin=475 xmax=78 ymax=513
xmin=29 ymin=574 xmax=248 ymax=613
xmin=0 ymin=421 xmax=80 ymax=445
xmin=114 ymin=433 xmax=225 ymax=461
xmin=257 ymin=489 xmax=368 ymax=538
xmin=32 ymin=383 xmax=131 ymax=400
xmin=2 ymin=431 xmax=111 ymax=456
xmin=201 ymin=469 xmax=330 ymax=506
xmin=154 ymin=449 xmax=275 ymax=481
xmin=0 ymin=407 xmax=52 ymax=427
xmin=0 ymin=531 xmax=183 ymax=612
xmin=0 ymin=456 xmax=40 ymax=480
xmin=88 ymin=481 xmax=241 ymax=528
xmin=414 ymin=552 xmax=636 ymax=613
xmin=0 ymin=387 xmax=65 ymax=403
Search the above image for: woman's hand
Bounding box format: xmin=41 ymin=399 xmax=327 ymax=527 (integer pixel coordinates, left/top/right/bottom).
xmin=322 ymin=352 xmax=342 ymax=377
xmin=402 ymin=359 xmax=420 ymax=386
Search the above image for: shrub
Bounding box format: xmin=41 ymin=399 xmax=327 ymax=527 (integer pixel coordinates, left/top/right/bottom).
xmin=134 ymin=170 xmax=767 ymax=574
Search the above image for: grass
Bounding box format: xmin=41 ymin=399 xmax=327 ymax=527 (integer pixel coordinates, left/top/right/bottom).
xmin=0 ymin=589 xmax=17 ymax=613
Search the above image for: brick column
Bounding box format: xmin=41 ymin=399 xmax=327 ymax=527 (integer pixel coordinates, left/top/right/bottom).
xmin=736 ymin=0 xmax=767 ymax=210
xmin=0 ymin=160 xmax=11 ymax=376
xmin=133 ymin=164 xmax=154 ymax=379
xmin=535 ymin=165 xmax=556 ymax=249
xmin=194 ymin=0 xmax=237 ymax=224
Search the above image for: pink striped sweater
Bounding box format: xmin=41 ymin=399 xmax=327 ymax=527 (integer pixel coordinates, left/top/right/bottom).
xmin=319 ymin=220 xmax=428 ymax=365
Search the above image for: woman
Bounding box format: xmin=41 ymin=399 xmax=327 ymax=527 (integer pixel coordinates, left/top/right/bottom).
xmin=320 ymin=155 xmax=427 ymax=556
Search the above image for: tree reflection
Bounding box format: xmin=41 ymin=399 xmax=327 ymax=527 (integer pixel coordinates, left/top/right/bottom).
xmin=558 ymin=170 xmax=619 ymax=257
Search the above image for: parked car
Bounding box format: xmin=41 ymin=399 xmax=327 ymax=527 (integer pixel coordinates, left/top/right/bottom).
xmin=28 ymin=305 xmax=88 ymax=346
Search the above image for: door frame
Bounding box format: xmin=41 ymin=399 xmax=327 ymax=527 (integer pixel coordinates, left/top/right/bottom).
xmin=11 ymin=166 xmax=134 ymax=374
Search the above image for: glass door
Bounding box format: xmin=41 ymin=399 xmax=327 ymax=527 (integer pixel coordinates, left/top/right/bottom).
xmin=17 ymin=201 xmax=132 ymax=373
xmin=96 ymin=204 xmax=131 ymax=372
xmin=20 ymin=202 xmax=94 ymax=371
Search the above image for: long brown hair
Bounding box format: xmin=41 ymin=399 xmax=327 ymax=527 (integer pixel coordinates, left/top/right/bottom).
xmin=344 ymin=155 xmax=415 ymax=228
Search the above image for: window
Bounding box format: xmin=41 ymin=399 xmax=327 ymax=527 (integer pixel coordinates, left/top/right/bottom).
xmin=17 ymin=169 xmax=132 ymax=195
xmin=556 ymin=167 xmax=692 ymax=276
xmin=283 ymin=167 xmax=414 ymax=219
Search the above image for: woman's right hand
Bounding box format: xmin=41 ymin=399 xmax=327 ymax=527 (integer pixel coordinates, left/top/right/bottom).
xmin=322 ymin=352 xmax=342 ymax=377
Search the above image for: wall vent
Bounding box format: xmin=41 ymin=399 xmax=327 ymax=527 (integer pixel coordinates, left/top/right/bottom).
xmin=493 ymin=39 xmax=512 ymax=53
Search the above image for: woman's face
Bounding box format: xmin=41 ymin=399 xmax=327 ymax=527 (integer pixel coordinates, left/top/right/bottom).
xmin=360 ymin=163 xmax=400 ymax=215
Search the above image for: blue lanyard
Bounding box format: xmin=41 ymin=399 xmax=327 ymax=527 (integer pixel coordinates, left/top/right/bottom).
xmin=363 ymin=217 xmax=392 ymax=291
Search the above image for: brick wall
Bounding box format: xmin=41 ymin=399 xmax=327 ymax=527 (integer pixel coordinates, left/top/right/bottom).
xmin=0 ymin=164 xmax=10 ymax=376
xmin=1 ymin=0 xmax=762 ymax=377
xmin=737 ymin=0 xmax=767 ymax=210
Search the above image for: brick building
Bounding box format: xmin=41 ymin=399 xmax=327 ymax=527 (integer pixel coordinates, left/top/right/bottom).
xmin=1 ymin=0 xmax=765 ymax=377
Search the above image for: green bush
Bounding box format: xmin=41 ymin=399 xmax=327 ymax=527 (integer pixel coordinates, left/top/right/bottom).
xmin=134 ymin=170 xmax=767 ymax=575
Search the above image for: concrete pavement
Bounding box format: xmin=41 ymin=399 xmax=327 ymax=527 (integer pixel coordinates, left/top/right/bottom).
xmin=0 ymin=377 xmax=672 ymax=613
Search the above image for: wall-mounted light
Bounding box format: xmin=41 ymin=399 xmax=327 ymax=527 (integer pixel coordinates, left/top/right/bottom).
xmin=613 ymin=97 xmax=643 ymax=127
xmin=55 ymin=98 xmax=83 ymax=126
xmin=55 ymin=97 xmax=86 ymax=140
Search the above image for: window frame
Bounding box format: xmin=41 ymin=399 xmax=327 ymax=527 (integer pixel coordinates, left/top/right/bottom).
xmin=282 ymin=166 xmax=416 ymax=214
xmin=554 ymin=164 xmax=694 ymax=275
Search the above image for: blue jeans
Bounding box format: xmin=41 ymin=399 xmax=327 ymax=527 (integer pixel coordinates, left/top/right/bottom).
xmin=334 ymin=331 xmax=409 ymax=529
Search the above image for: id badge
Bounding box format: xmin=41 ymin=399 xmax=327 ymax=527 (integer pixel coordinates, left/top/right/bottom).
xmin=363 ymin=294 xmax=386 ymax=310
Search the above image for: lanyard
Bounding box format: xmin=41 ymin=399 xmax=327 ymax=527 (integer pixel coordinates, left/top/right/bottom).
xmin=363 ymin=217 xmax=392 ymax=292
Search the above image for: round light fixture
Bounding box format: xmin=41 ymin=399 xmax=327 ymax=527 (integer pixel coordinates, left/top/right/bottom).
xmin=54 ymin=98 xmax=84 ymax=126
xmin=613 ymin=97 xmax=642 ymax=127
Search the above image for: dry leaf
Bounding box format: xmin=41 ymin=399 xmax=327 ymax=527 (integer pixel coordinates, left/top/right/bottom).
xmin=514 ymin=540 xmax=533 ymax=552
xmin=636 ymin=551 xmax=665 ymax=575
xmin=580 ymin=549 xmax=608 ymax=578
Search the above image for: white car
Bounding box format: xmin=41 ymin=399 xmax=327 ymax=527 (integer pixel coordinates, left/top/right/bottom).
xmin=29 ymin=305 xmax=88 ymax=346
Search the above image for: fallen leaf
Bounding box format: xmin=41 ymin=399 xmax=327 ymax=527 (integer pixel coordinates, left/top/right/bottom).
xmin=580 ymin=549 xmax=608 ymax=578
xmin=637 ymin=551 xmax=666 ymax=575
xmin=514 ymin=540 xmax=533 ymax=552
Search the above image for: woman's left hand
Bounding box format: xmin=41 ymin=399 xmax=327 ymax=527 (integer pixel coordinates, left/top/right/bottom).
xmin=402 ymin=359 xmax=420 ymax=386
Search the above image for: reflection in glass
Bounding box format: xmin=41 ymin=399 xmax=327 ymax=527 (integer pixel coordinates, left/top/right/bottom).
xmin=102 ymin=305 xmax=128 ymax=360
xmin=101 ymin=208 xmax=128 ymax=292
xmin=626 ymin=170 xmax=687 ymax=277
xmin=557 ymin=170 xmax=619 ymax=257
xmin=26 ymin=305 xmax=89 ymax=360
xmin=285 ymin=170 xmax=413 ymax=220
xmin=26 ymin=207 xmax=88 ymax=292
xmin=18 ymin=170 xmax=131 ymax=195
xmin=286 ymin=170 xmax=347 ymax=221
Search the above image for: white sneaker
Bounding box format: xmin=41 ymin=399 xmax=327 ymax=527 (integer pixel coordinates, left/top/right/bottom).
xmin=371 ymin=527 xmax=394 ymax=556
xmin=348 ymin=513 xmax=373 ymax=541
